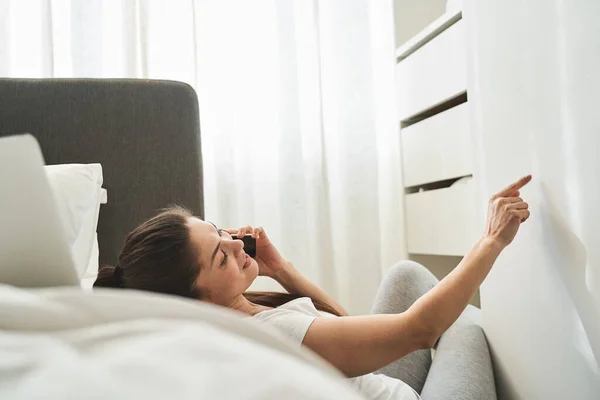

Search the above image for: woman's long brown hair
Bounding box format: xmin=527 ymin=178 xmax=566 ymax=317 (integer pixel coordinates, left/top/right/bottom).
xmin=94 ymin=207 xmax=341 ymax=316
xmin=243 ymin=291 xmax=341 ymax=316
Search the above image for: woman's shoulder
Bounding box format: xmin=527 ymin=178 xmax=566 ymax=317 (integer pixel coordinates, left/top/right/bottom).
xmin=250 ymin=297 xmax=322 ymax=344
xmin=255 ymin=297 xmax=322 ymax=318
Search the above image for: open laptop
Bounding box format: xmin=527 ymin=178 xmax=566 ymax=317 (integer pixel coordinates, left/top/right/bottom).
xmin=0 ymin=134 xmax=79 ymax=287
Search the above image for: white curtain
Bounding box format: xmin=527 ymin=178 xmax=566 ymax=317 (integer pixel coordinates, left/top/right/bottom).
xmin=465 ymin=0 xmax=600 ymax=398
xmin=0 ymin=0 xmax=405 ymax=314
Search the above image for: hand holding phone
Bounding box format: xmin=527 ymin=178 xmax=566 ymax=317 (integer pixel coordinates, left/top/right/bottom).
xmin=226 ymin=226 xmax=287 ymax=278
xmin=231 ymin=234 xmax=256 ymax=258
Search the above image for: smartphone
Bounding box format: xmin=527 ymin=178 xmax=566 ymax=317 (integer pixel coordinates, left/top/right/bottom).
xmin=231 ymin=234 xmax=256 ymax=258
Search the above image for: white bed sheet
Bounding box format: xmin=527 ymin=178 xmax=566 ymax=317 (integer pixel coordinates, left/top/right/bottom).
xmin=0 ymin=285 xmax=365 ymax=400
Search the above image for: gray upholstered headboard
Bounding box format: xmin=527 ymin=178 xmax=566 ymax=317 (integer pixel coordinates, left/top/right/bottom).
xmin=0 ymin=78 xmax=204 ymax=267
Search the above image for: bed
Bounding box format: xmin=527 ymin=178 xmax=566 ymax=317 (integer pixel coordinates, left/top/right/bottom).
xmin=0 ymin=78 xmax=204 ymax=267
xmin=0 ymin=78 xmax=365 ymax=399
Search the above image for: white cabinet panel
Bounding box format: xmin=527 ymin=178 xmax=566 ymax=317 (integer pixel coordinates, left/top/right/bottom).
xmin=402 ymin=102 xmax=471 ymax=187
xmin=405 ymin=178 xmax=479 ymax=256
xmin=396 ymin=19 xmax=466 ymax=120
xmin=465 ymin=0 xmax=600 ymax=398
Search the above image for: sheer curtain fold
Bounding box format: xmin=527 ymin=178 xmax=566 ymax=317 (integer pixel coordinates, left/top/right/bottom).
xmin=0 ymin=0 xmax=405 ymax=314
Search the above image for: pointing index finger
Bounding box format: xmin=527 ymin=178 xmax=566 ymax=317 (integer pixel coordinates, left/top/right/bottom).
xmin=495 ymin=175 xmax=532 ymax=198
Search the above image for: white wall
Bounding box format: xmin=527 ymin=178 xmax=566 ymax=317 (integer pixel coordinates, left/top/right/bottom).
xmin=393 ymin=0 xmax=446 ymax=47
xmin=464 ymin=0 xmax=600 ymax=399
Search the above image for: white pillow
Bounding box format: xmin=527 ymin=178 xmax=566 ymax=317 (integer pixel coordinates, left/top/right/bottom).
xmin=82 ymin=189 xmax=108 ymax=289
xmin=45 ymin=164 xmax=104 ymax=280
xmin=80 ymin=232 xmax=100 ymax=290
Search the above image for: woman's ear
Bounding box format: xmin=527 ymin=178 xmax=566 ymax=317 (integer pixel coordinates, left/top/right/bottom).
xmin=192 ymin=275 xmax=208 ymax=300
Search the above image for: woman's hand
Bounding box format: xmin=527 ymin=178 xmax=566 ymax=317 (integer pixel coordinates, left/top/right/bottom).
xmin=484 ymin=175 xmax=532 ymax=248
xmin=225 ymin=226 xmax=286 ymax=278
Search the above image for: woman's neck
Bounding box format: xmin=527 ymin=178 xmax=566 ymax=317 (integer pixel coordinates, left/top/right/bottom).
xmin=226 ymin=294 xmax=272 ymax=316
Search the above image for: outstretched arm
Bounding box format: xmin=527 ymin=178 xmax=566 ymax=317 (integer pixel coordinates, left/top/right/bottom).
xmin=302 ymin=175 xmax=532 ymax=378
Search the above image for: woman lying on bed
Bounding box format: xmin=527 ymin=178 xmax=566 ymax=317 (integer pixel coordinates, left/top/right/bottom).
xmin=95 ymin=175 xmax=531 ymax=400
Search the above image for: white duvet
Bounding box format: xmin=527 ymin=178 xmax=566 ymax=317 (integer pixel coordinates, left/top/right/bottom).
xmin=0 ymin=285 xmax=365 ymax=400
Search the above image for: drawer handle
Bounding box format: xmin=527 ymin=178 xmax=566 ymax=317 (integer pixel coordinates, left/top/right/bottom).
xmin=405 ymin=175 xmax=472 ymax=194
xmin=401 ymin=91 xmax=467 ymax=128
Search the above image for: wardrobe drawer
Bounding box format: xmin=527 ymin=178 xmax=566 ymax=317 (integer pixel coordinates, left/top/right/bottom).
xmin=405 ymin=178 xmax=479 ymax=256
xmin=396 ymin=19 xmax=466 ymax=120
xmin=402 ymin=102 xmax=471 ymax=187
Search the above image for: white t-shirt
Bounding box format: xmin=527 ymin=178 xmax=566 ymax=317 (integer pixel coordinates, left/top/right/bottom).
xmin=252 ymin=297 xmax=420 ymax=400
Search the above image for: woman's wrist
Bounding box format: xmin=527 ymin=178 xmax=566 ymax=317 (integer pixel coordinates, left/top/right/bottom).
xmin=479 ymin=235 xmax=506 ymax=254
xmin=271 ymin=260 xmax=295 ymax=283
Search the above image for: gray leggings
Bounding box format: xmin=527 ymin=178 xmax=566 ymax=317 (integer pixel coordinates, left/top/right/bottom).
xmin=371 ymin=261 xmax=496 ymax=400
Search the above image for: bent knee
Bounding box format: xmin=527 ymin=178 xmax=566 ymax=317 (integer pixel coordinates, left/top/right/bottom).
xmin=385 ymin=261 xmax=438 ymax=291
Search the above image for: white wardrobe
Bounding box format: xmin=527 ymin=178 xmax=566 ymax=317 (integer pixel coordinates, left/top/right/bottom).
xmin=394 ymin=6 xmax=482 ymax=306
xmin=396 ymin=1 xmax=600 ymax=399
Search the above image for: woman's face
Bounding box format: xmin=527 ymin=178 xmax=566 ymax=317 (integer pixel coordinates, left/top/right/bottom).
xmin=186 ymin=218 xmax=259 ymax=306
